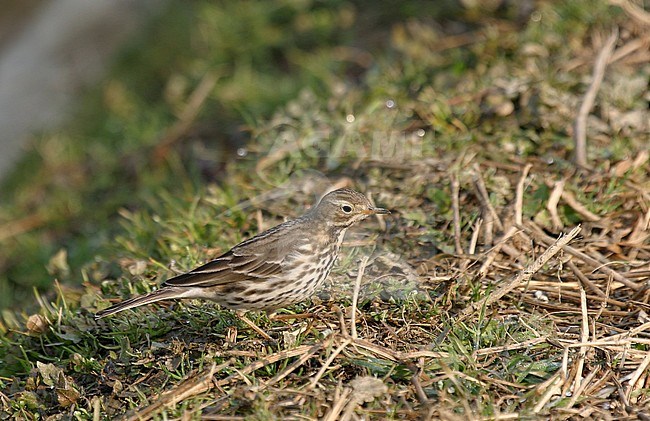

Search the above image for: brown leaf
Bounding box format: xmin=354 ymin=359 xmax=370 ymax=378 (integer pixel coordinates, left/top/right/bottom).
xmin=26 ymin=314 xmax=49 ymax=335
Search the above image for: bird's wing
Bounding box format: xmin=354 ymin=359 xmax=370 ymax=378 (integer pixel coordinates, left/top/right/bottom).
xmin=162 ymin=220 xmax=304 ymax=288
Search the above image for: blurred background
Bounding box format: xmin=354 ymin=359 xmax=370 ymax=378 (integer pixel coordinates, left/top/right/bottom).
xmin=0 ymin=0 xmax=167 ymax=179
xmin=0 ymin=0 xmax=470 ymax=311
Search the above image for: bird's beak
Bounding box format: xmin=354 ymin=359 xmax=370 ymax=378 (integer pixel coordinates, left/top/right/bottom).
xmin=364 ymin=207 xmax=390 ymax=215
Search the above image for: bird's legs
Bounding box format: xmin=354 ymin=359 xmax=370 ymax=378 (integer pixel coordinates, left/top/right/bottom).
xmin=235 ymin=310 xmax=274 ymax=342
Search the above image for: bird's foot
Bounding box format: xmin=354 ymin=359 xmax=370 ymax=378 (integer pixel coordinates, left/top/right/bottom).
xmin=235 ymin=311 xmax=274 ymax=342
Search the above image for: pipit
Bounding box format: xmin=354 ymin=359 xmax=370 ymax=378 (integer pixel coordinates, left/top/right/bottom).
xmin=95 ymin=188 xmax=389 ymax=321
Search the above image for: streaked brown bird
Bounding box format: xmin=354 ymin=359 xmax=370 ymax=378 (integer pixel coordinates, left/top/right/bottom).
xmin=95 ymin=188 xmax=389 ymax=319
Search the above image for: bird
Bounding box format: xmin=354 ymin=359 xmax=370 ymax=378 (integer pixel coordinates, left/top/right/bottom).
xmin=95 ymin=188 xmax=389 ymax=320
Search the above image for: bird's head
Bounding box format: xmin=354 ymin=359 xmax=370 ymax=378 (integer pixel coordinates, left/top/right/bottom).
xmin=311 ymin=188 xmax=390 ymax=228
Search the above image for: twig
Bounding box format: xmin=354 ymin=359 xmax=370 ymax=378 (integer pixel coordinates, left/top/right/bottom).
xmin=351 ymin=337 xmax=447 ymax=362
xmin=407 ymin=363 xmax=429 ymax=404
xmin=547 ymin=180 xmax=565 ymax=230
xmin=152 ymin=72 xmax=219 ymax=164
xmin=523 ymin=222 xmax=642 ymax=291
xmin=460 ymin=217 xmax=483 ymax=273
xmin=573 ymin=29 xmax=618 ymax=168
xmin=351 ymin=256 xmax=369 ymax=339
xmin=333 ymin=304 xmax=349 ymax=338
xmin=561 ymin=189 xmax=601 ymax=222
xmin=561 ymin=322 xmax=650 ymax=347
xmin=255 ymin=209 xmax=264 ymax=234
xmin=473 ymin=337 xmax=548 ymax=357
xmin=0 ymin=213 xmax=46 ymax=242
xmin=609 ymin=0 xmax=650 ymax=25
xmin=610 ymin=36 xmax=650 ymax=64
xmin=260 ymin=339 xmax=330 ymax=390
xmin=238 ymin=312 xmax=274 ymax=342
xmin=574 ymin=285 xmax=589 ymax=393
xmin=626 ymin=352 xmax=650 ymax=402
xmin=451 ymin=172 xmax=464 ymax=255
xmin=125 ymin=360 xmax=231 ymax=421
xmin=469 ymin=218 xmax=483 ymax=255
xmin=521 ymin=296 xmax=631 ymax=317
xmin=215 ymin=346 xmax=315 ymax=384
xmin=322 ymin=384 xmax=352 ymax=421
xmin=567 ymin=260 xmax=616 ymax=304
xmin=483 ymin=211 xmax=495 ymax=247
xmin=307 ymin=338 xmax=351 ymax=390
xmin=533 ymin=372 xmax=564 ymax=413
xmin=524 ymin=282 xmax=629 ymax=308
xmin=566 ymin=368 xmax=601 ymax=410
xmin=515 ymin=164 xmax=533 ymax=226
xmin=127 ymin=345 xmax=313 ymax=420
xmin=458 ymin=226 xmax=582 ymax=322
xmin=478 ymin=226 xmax=519 ymax=278
xmin=472 ymin=164 xmax=504 ymax=231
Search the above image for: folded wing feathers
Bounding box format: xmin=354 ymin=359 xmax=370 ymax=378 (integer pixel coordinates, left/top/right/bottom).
xmin=162 ymin=230 xmax=289 ymax=288
xmin=163 ymin=220 xmax=306 ymax=287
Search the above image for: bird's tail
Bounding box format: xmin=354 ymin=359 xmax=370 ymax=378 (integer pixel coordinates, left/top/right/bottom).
xmin=95 ymin=287 xmax=184 ymax=319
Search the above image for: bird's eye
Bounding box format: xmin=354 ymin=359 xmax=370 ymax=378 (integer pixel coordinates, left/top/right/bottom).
xmin=341 ymin=205 xmax=353 ymax=213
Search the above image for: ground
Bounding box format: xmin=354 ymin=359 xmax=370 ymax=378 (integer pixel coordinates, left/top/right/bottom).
xmin=1 ymin=1 xmax=649 ymax=419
